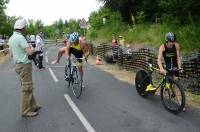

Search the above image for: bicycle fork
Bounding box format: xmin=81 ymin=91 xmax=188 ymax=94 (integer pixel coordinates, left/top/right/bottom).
xmin=164 ymin=80 xmax=176 ymax=99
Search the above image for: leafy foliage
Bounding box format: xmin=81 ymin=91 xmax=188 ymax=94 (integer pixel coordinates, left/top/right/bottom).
xmin=97 ymin=0 xmax=200 ymax=24
xmin=0 ymin=0 xmax=9 ymax=34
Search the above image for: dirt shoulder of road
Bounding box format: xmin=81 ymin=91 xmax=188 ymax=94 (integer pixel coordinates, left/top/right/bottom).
xmin=88 ymin=56 xmax=135 ymax=84
xmin=0 ymin=54 xmax=10 ymax=64
xmin=88 ymin=56 xmax=200 ymax=109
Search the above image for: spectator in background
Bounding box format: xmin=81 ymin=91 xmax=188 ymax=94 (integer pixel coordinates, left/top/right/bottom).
xmin=35 ymin=31 xmax=45 ymax=69
xmin=26 ymin=34 xmax=30 ymax=43
xmin=63 ymin=34 xmax=70 ymax=46
xmin=0 ymin=35 xmax=9 ymax=54
xmin=29 ymin=34 xmax=38 ymax=66
xmin=30 ymin=34 xmax=36 ymax=48
xmin=2 ymin=34 xmax=6 ymax=40
xmin=119 ymin=35 xmax=125 ymax=48
xmin=111 ymin=35 xmax=118 ymax=48
xmin=8 ymin=19 xmax=40 ymax=117
xmin=111 ymin=35 xmax=118 ymax=59
xmin=0 ymin=35 xmax=4 ymax=50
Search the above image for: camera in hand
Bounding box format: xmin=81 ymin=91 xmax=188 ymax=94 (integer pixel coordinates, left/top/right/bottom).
xmin=28 ymin=52 xmax=39 ymax=66
xmin=28 ymin=52 xmax=36 ymax=60
xmin=28 ymin=54 xmax=35 ymax=60
xmin=28 ymin=51 xmax=41 ymax=60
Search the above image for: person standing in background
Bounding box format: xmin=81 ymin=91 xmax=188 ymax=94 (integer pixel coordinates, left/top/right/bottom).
xmin=8 ymin=19 xmax=40 ymax=117
xmin=30 ymin=34 xmax=36 ymax=48
xmin=111 ymin=35 xmax=118 ymax=48
xmin=119 ymin=35 xmax=125 ymax=48
xmin=35 ymin=31 xmax=45 ymax=69
xmin=29 ymin=34 xmax=38 ymax=66
xmin=111 ymin=35 xmax=118 ymax=59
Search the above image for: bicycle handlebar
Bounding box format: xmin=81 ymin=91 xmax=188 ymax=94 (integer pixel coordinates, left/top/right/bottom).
xmin=148 ymin=63 xmax=182 ymax=75
xmin=76 ymin=57 xmax=88 ymax=62
xmin=69 ymin=56 xmax=87 ymax=66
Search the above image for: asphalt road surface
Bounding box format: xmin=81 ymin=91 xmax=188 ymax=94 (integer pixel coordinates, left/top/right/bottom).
xmin=0 ymin=45 xmax=200 ymax=132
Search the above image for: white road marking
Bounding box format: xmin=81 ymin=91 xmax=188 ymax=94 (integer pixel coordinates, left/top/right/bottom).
xmin=45 ymin=56 xmax=48 ymax=63
xmin=45 ymin=51 xmax=48 ymax=63
xmin=64 ymin=94 xmax=96 ymax=132
xmin=45 ymin=50 xmax=58 ymax=82
xmin=48 ymin=68 xmax=59 ymax=82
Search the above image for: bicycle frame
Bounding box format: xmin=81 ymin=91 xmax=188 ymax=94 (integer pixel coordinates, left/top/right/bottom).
xmin=137 ymin=65 xmax=165 ymax=92
xmin=68 ymin=56 xmax=84 ymax=75
xmin=69 ymin=57 xmax=78 ymax=75
xmin=148 ymin=62 xmax=180 ymax=91
xmin=148 ymin=64 xmax=166 ymax=91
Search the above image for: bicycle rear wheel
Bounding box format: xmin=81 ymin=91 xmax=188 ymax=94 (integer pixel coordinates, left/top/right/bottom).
xmin=135 ymin=70 xmax=151 ymax=97
xmin=160 ymin=81 xmax=185 ymax=114
xmin=71 ymin=68 xmax=83 ymax=98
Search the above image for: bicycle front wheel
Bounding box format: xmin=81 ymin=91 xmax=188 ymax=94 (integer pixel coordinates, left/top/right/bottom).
xmin=64 ymin=65 xmax=71 ymax=88
xmin=71 ymin=68 xmax=83 ymax=98
xmin=160 ymin=80 xmax=185 ymax=114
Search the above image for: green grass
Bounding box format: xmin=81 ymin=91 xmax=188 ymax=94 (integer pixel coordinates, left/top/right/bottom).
xmin=88 ymin=22 xmax=200 ymax=53
xmin=186 ymin=92 xmax=200 ymax=108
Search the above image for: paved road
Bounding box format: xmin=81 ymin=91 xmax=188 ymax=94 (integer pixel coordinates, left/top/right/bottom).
xmin=0 ymin=45 xmax=200 ymax=132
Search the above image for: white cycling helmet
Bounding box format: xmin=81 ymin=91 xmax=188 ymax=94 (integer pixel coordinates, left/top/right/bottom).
xmin=14 ymin=19 xmax=27 ymax=29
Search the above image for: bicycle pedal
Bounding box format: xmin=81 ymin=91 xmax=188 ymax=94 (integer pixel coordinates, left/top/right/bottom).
xmin=65 ymin=76 xmax=69 ymax=81
xmin=148 ymin=90 xmax=156 ymax=94
xmin=145 ymin=84 xmax=156 ymax=92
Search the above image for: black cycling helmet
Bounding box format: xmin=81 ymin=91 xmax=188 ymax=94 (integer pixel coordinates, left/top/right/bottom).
xmin=165 ymin=32 xmax=176 ymax=42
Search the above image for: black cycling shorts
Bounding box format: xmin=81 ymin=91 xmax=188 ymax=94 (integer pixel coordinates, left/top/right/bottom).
xmin=69 ymin=47 xmax=83 ymax=63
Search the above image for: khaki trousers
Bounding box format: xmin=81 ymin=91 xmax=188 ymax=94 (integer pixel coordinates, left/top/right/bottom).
xmin=15 ymin=63 xmax=37 ymax=115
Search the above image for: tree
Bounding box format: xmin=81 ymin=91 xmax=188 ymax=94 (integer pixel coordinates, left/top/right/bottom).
xmin=97 ymin=0 xmax=200 ymax=24
xmin=97 ymin=0 xmax=139 ymax=24
xmin=35 ymin=20 xmax=44 ymax=31
xmin=0 ymin=0 xmax=9 ymax=34
xmin=0 ymin=0 xmax=9 ymax=16
xmin=159 ymin=0 xmax=200 ymax=23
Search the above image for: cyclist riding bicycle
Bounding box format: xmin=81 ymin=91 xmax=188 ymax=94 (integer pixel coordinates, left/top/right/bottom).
xmin=146 ymin=32 xmax=182 ymax=92
xmin=158 ymin=32 xmax=186 ymax=112
xmin=51 ymin=32 xmax=90 ymax=85
xmin=158 ymin=32 xmax=182 ymax=75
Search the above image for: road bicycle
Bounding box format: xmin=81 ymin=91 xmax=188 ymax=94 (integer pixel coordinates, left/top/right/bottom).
xmin=64 ymin=56 xmax=85 ymax=98
xmin=135 ymin=60 xmax=185 ymax=114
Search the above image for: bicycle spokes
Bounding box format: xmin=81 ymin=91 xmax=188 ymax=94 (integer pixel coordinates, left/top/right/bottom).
xmin=161 ymin=81 xmax=185 ymax=114
xmin=71 ymin=69 xmax=83 ymax=98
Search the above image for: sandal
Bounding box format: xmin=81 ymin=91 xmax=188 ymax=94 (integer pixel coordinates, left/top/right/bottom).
xmin=22 ymin=111 xmax=38 ymax=117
